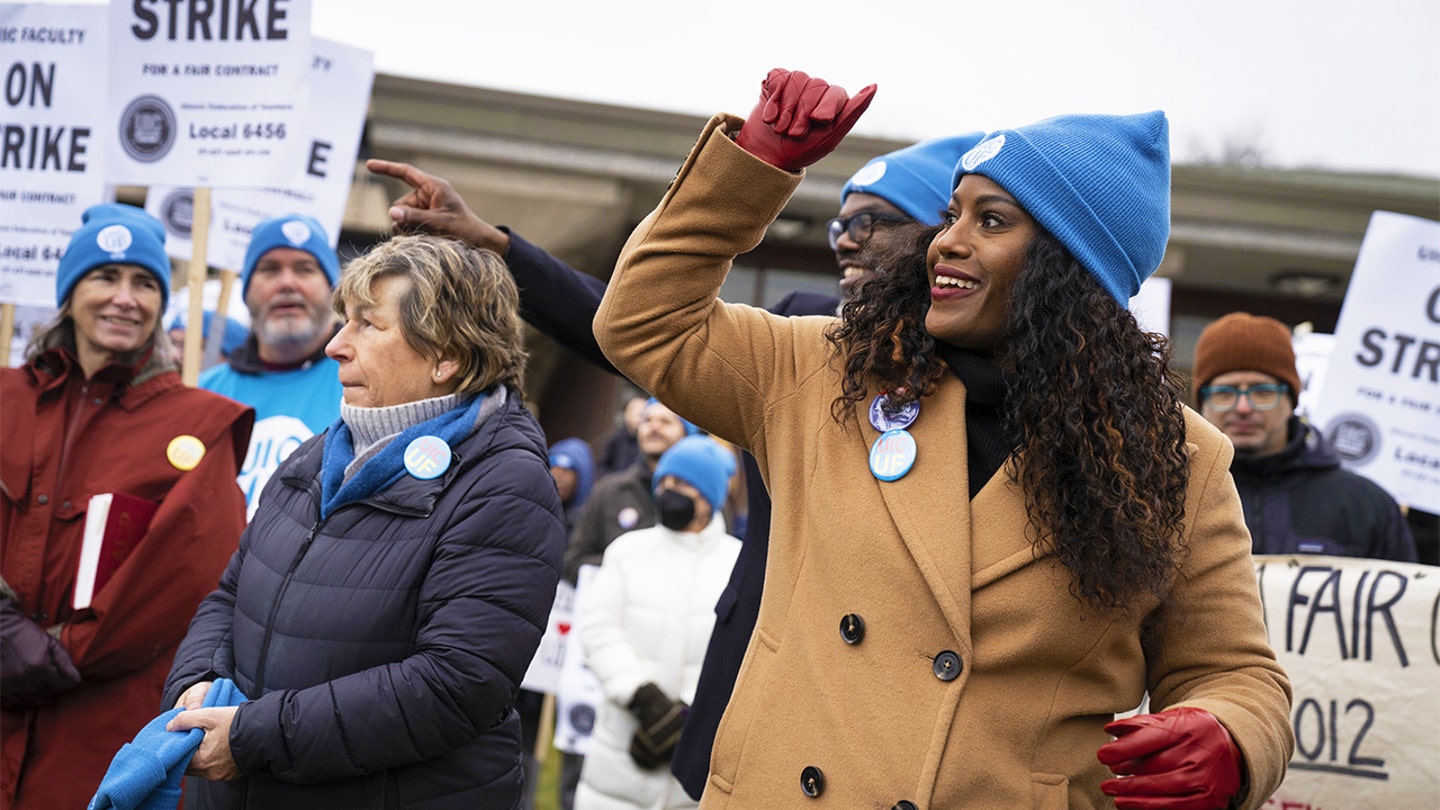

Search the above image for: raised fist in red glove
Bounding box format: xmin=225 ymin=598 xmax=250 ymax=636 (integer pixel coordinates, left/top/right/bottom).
xmin=733 ymin=68 xmax=876 ymax=172
xmin=1097 ymin=707 xmax=1244 ymax=810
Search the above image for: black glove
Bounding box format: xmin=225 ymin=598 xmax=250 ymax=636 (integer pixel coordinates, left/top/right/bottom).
xmin=627 ymin=682 xmax=688 ymax=770
xmin=1 ymin=597 xmax=81 ymax=709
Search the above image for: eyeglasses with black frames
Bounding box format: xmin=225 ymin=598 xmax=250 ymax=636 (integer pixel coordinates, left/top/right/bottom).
xmin=826 ymin=211 xmax=910 ymax=251
xmin=1199 ymin=383 xmax=1289 ymax=412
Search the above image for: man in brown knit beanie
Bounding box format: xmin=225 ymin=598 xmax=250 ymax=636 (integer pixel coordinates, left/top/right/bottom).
xmin=1192 ymin=312 xmax=1416 ymax=561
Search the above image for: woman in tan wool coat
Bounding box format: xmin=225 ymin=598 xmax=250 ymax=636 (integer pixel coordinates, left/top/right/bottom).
xmin=594 ymin=70 xmax=1293 ymax=810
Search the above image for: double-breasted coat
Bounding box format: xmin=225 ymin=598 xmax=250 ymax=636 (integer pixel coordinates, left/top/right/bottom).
xmin=593 ymin=114 xmax=1294 ymax=809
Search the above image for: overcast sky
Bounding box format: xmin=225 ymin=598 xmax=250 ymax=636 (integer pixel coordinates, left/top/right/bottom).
xmin=307 ymin=0 xmax=1440 ymax=179
xmin=33 ymin=0 xmax=1440 ymax=177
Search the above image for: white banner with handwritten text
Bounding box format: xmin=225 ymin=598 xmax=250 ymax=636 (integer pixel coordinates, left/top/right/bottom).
xmin=1255 ymin=554 xmax=1438 ymax=807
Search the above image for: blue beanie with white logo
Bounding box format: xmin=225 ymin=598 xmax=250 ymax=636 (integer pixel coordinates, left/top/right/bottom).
xmin=951 ymin=111 xmax=1170 ymax=303
xmin=842 ymin=134 xmax=987 ymax=225
xmin=56 ymin=203 xmax=172 ymax=308
xmin=653 ymin=436 xmax=735 ymax=514
xmin=241 ymin=213 xmax=341 ymax=299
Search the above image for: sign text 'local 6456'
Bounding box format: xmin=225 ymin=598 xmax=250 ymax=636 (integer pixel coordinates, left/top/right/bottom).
xmin=107 ymin=0 xmax=313 ymax=188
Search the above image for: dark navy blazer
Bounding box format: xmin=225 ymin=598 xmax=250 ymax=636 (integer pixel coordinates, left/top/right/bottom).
xmin=502 ymin=230 xmax=839 ymax=799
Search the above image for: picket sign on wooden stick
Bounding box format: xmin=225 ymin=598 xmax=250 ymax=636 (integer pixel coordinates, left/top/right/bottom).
xmin=202 ymin=269 xmax=238 ymax=369
xmin=0 ymin=303 xmax=15 ymax=368
xmin=535 ymin=692 xmax=556 ymax=763
xmin=182 ymin=187 xmax=213 ymax=386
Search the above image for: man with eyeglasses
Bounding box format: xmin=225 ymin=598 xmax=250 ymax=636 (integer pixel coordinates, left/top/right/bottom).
xmin=825 ymin=134 xmax=983 ymax=300
xmin=1192 ymin=312 xmax=1417 ymax=562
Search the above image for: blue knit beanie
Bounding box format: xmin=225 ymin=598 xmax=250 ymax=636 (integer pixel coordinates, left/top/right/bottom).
xmin=240 ymin=213 xmax=340 ymax=299
xmin=842 ymin=134 xmax=986 ymax=226
xmin=549 ymin=437 xmax=596 ymax=508
xmin=951 ymin=111 xmax=1171 ymax=303
xmin=56 ymin=203 xmax=172 ymax=308
xmin=652 ymin=436 xmax=735 ymax=514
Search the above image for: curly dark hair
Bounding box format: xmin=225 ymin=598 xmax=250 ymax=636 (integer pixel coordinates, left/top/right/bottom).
xmin=825 ymin=226 xmax=946 ymax=422
xmin=826 ymin=230 xmax=1190 ymax=613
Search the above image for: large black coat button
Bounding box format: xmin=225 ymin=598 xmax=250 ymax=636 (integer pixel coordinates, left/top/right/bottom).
xmin=932 ymin=650 xmax=962 ymax=681
xmin=839 ymin=613 xmax=865 ymax=645
xmin=800 ymin=765 xmax=825 ymax=797
xmin=893 ymin=802 xmax=919 ymax=810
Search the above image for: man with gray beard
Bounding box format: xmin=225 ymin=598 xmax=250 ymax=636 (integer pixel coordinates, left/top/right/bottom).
xmin=199 ymin=213 xmax=343 ymax=515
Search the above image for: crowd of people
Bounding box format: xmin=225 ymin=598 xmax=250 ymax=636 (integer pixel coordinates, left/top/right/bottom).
xmin=1 ymin=66 xmax=1434 ymax=810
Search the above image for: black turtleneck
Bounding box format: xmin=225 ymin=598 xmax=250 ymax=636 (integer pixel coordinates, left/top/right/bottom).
xmin=932 ymin=343 xmax=1013 ymax=498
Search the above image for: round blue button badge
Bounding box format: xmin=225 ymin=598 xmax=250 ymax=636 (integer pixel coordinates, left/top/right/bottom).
xmin=869 ymin=394 xmax=920 ymax=432
xmin=404 ymin=435 xmax=452 ymax=480
xmin=868 ymin=428 xmax=917 ymax=482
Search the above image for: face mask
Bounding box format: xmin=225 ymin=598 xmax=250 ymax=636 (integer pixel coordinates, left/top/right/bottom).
xmin=656 ymin=489 xmax=697 ymax=531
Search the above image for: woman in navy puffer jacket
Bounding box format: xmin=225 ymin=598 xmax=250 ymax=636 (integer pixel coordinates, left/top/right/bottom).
xmin=162 ymin=236 xmax=566 ymax=809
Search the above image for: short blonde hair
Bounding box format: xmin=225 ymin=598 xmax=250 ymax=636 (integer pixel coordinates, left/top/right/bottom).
xmin=334 ymin=235 xmax=527 ymax=395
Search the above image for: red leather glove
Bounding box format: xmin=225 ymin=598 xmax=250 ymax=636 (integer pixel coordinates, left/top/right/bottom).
xmin=1097 ymin=707 xmax=1244 ymax=810
xmin=733 ymin=68 xmax=876 ymax=171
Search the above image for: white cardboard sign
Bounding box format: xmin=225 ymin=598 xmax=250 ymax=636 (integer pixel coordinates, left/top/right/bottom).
xmin=553 ymin=565 xmax=605 ymax=756
xmin=1130 ymin=276 xmax=1172 ymax=338
xmin=522 ymin=578 xmax=576 ymax=696
xmin=1254 ymin=554 xmax=1439 ymax=807
xmin=1291 ymin=330 xmax=1336 ymax=422
xmin=0 ymin=3 xmax=111 ymax=306
xmin=146 ymin=37 xmax=373 ymax=271
xmin=106 ymin=0 xmax=312 ymax=187
xmin=1308 ymin=211 xmax=1440 ymax=514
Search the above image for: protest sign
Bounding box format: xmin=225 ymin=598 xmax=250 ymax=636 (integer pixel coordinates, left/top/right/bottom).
xmin=1130 ymin=276 xmax=1171 ymax=337
xmin=1308 ymin=211 xmax=1440 ymax=513
xmin=1292 ymin=330 xmax=1336 ymax=422
xmin=554 ymin=565 xmax=604 ymax=756
xmin=4 ymin=302 xmax=51 ymax=368
xmin=1254 ymin=554 xmax=1439 ymax=807
xmin=0 ymin=3 xmax=110 ymax=307
xmin=147 ymin=37 xmax=373 ymax=270
xmin=523 ymin=579 xmax=576 ymax=696
xmin=106 ymin=0 xmax=312 ymax=187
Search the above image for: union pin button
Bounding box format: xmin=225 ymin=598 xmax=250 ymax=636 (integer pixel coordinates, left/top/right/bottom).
xmin=166 ymin=435 xmax=206 ymax=471
xmin=404 ymin=435 xmax=451 ymax=480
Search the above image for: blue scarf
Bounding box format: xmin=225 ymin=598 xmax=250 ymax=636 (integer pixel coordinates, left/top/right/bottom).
xmin=319 ymin=393 xmax=485 ymax=519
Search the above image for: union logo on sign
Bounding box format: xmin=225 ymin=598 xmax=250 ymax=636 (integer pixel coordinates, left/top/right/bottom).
xmin=161 ymin=189 xmax=195 ymax=238
xmin=120 ymin=95 xmax=177 ymax=163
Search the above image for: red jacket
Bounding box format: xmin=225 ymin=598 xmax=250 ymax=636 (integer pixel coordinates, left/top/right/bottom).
xmin=1 ymin=347 xmax=253 ymax=809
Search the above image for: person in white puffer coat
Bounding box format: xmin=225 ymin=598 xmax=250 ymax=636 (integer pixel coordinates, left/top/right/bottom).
xmin=575 ymin=436 xmax=741 ymax=810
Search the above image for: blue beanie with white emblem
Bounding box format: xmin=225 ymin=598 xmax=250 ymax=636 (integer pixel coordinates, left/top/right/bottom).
xmin=653 ymin=436 xmax=735 ymax=514
xmin=241 ymin=213 xmax=340 ymax=299
xmin=951 ymin=111 xmax=1171 ymax=303
xmin=841 ymin=134 xmax=987 ymax=225
xmin=56 ymin=203 xmax=172 ymax=308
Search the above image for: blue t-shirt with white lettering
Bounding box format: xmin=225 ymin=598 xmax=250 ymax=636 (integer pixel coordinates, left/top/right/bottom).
xmin=200 ymin=358 xmax=342 ymax=516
